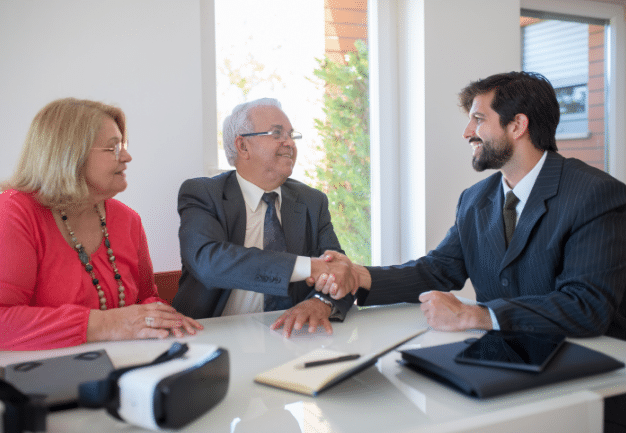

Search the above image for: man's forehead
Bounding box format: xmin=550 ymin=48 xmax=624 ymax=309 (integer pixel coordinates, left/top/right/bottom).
xmin=469 ymin=90 xmax=496 ymax=116
xmin=250 ymin=105 xmax=291 ymax=129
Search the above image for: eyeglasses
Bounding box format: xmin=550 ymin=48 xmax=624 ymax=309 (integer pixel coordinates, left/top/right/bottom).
xmin=240 ymin=128 xmax=302 ymax=141
xmin=92 ymin=141 xmax=128 ymax=161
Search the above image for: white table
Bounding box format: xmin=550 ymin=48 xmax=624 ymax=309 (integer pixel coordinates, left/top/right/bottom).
xmin=2 ymin=303 xmax=626 ymax=432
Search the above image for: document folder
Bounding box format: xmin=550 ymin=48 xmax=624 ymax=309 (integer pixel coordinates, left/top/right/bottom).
xmin=400 ymin=340 xmax=624 ymax=399
xmin=1 ymin=350 xmax=114 ymax=409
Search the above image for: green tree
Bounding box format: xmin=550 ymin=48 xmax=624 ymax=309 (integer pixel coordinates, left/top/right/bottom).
xmin=308 ymin=40 xmax=370 ymax=265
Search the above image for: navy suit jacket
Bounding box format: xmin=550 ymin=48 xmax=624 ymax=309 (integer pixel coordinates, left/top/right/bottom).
xmin=359 ymin=152 xmax=626 ymax=339
xmin=173 ymin=170 xmax=354 ymax=319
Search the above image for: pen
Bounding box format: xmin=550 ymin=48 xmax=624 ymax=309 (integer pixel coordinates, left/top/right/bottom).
xmin=296 ymin=354 xmax=361 ymax=369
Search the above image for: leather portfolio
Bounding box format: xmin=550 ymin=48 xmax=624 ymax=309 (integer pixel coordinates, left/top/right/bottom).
xmin=1 ymin=350 xmax=114 ymax=409
xmin=400 ymin=340 xmax=624 ymax=399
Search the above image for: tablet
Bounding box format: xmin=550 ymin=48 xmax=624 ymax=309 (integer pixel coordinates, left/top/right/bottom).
xmin=454 ymin=331 xmax=566 ymax=372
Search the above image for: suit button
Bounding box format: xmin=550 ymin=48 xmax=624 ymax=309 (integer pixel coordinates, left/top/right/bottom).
xmin=501 ymin=278 xmax=509 ymax=287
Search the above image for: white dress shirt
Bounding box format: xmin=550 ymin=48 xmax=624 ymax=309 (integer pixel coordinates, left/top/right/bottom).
xmin=221 ymin=172 xmax=311 ymax=316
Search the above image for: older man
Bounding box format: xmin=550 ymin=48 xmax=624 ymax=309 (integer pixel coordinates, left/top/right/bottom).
xmin=173 ymin=98 xmax=355 ymax=336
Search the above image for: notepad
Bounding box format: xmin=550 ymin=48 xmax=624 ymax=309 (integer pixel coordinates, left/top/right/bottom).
xmin=254 ymin=328 xmax=427 ymax=396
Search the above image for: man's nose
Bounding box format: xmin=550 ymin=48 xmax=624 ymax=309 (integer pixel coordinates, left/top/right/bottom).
xmin=282 ymin=135 xmax=296 ymax=147
xmin=462 ymin=122 xmax=474 ymax=140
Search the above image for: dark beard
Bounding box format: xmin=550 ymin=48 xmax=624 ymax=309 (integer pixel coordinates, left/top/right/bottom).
xmin=471 ymin=137 xmax=513 ymax=172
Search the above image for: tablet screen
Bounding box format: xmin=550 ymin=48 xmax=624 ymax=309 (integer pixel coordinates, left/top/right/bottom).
xmin=454 ymin=331 xmax=566 ymax=372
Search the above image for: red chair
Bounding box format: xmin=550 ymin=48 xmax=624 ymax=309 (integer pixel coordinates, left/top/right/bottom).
xmin=153 ymin=270 xmax=181 ymax=305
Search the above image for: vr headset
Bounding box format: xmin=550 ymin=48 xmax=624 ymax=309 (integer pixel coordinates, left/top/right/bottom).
xmin=79 ymin=343 xmax=229 ymax=431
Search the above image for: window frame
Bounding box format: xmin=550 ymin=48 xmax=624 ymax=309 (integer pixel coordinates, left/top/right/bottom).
xmin=202 ymin=0 xmax=626 ymax=266
xmin=520 ymin=0 xmax=626 ymax=181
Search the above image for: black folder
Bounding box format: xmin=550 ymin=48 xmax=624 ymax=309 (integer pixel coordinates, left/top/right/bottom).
xmin=0 ymin=350 xmax=114 ymax=409
xmin=400 ymin=340 xmax=624 ymax=399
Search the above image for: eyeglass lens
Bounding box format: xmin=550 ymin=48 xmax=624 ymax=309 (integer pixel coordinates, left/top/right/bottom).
xmin=114 ymin=141 xmax=128 ymax=160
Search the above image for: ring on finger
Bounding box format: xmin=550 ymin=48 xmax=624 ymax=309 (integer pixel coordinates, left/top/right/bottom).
xmin=145 ymin=316 xmax=155 ymax=327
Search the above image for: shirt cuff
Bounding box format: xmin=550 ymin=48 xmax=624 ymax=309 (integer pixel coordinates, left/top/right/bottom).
xmin=489 ymin=307 xmax=500 ymax=330
xmin=290 ymin=256 xmax=311 ymax=282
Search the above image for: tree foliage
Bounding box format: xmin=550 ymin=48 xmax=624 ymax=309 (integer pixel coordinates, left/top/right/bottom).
xmin=308 ymin=40 xmax=371 ymax=264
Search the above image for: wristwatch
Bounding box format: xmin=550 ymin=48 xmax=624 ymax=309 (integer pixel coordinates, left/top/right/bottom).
xmin=313 ymin=293 xmax=340 ymax=320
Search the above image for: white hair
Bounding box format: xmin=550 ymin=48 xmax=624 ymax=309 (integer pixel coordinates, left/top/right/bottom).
xmin=222 ymin=98 xmax=282 ymax=166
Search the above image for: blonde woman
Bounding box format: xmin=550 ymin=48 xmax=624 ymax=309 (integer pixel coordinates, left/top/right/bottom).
xmin=0 ymin=98 xmax=202 ymax=350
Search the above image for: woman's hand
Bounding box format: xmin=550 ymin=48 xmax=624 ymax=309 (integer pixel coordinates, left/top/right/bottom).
xmin=86 ymin=302 xmax=203 ymax=342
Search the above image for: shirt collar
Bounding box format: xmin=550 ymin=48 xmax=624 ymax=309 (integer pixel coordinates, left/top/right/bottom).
xmin=236 ymin=171 xmax=282 ymax=212
xmin=501 ymin=151 xmax=548 ymax=210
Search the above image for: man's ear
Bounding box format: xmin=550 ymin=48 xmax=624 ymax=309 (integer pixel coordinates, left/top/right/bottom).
xmin=236 ymin=136 xmax=248 ymax=157
xmin=508 ymin=113 xmax=529 ymax=140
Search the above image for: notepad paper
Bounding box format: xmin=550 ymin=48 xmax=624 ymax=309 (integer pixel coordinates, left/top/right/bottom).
xmin=254 ymin=329 xmax=427 ymax=396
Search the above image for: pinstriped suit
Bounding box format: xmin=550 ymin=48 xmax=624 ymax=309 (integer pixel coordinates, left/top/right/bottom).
xmin=173 ymin=171 xmax=354 ymax=319
xmin=359 ymin=152 xmax=626 ymax=339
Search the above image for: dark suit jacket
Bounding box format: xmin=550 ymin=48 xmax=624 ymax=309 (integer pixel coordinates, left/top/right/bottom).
xmin=173 ymin=170 xmax=354 ymax=319
xmin=358 ymin=152 xmax=626 ymax=339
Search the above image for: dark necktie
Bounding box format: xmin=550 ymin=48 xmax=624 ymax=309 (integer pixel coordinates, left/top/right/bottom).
xmin=503 ymin=191 xmax=520 ymax=248
xmin=261 ymin=192 xmax=291 ymax=311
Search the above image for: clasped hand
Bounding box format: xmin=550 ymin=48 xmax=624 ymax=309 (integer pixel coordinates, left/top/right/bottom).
xmin=308 ymin=251 xmax=359 ymax=299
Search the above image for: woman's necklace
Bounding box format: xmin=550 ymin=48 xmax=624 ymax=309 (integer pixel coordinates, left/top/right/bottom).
xmin=60 ymin=204 xmax=126 ymax=310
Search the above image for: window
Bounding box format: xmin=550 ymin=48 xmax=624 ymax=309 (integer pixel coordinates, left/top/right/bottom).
xmin=214 ymin=0 xmax=371 ymax=264
xmin=521 ymin=10 xmax=609 ymax=171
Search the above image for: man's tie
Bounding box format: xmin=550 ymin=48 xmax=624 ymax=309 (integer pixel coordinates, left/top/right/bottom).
xmin=261 ymin=192 xmax=291 ymax=311
xmin=503 ymin=191 xmax=520 ymax=248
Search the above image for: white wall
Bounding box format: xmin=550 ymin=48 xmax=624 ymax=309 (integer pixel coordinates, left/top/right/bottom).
xmin=370 ymin=0 xmax=521 ymax=267
xmin=422 ymin=0 xmax=522 ymax=255
xmin=0 ymin=0 xmax=204 ymax=272
xmin=369 ymin=0 xmax=521 ymax=300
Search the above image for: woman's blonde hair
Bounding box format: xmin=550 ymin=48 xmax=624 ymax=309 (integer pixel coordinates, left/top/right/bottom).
xmin=3 ymin=98 xmax=127 ymax=209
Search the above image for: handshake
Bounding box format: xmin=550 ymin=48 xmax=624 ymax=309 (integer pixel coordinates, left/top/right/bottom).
xmin=307 ymin=251 xmax=371 ymax=299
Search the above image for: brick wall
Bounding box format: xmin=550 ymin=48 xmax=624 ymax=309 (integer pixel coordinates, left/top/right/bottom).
xmin=324 ymin=0 xmax=367 ymax=63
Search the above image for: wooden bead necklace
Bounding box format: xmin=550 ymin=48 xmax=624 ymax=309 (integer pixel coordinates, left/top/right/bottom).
xmin=60 ymin=205 xmax=126 ymax=310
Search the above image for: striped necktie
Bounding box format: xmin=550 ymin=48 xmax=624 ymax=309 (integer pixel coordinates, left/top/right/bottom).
xmin=261 ymin=192 xmax=291 ymax=311
xmin=503 ymin=191 xmax=519 ymax=248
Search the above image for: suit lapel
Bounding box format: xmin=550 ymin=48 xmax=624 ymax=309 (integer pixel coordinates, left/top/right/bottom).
xmin=501 ymin=152 xmax=562 ymax=270
xmin=280 ymin=184 xmax=307 ymax=255
xmin=223 ymin=172 xmax=247 ymax=246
